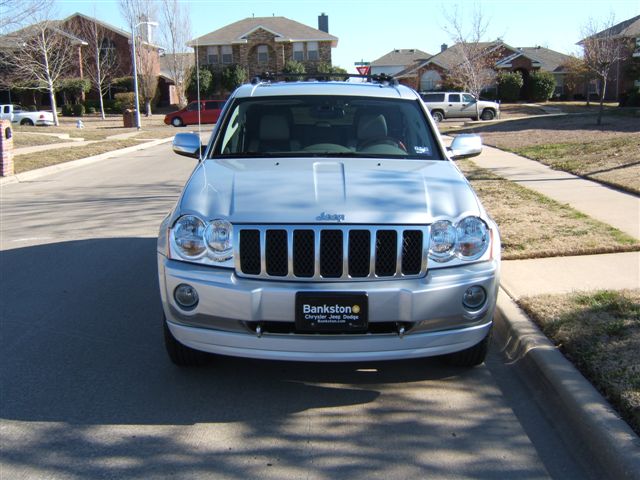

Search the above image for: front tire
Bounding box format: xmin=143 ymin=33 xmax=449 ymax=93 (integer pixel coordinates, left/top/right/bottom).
xmin=480 ymin=109 xmax=495 ymax=121
xmin=444 ymin=330 xmax=491 ymax=367
xmin=163 ymin=317 xmax=210 ymax=366
xmin=171 ymin=117 xmax=184 ymax=127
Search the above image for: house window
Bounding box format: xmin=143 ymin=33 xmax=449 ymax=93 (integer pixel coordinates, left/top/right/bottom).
xmin=221 ymin=45 xmax=233 ymax=64
xmin=207 ymin=46 xmax=219 ymax=64
xmin=257 ymin=45 xmax=269 ymax=64
xmin=420 ymin=70 xmax=442 ymax=91
xmin=293 ymin=42 xmax=304 ymax=61
xmin=99 ymin=38 xmax=116 ymax=63
xmin=307 ymin=41 xmax=319 ymax=61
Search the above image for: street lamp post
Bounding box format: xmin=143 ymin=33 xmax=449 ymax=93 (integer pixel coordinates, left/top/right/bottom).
xmin=130 ymin=28 xmax=141 ymax=130
xmin=130 ymin=20 xmax=158 ymax=130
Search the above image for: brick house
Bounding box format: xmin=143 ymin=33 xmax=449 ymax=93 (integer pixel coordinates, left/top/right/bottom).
xmin=578 ymin=15 xmax=640 ymax=101
xmin=60 ymin=13 xmax=162 ymax=94
xmin=0 ymin=13 xmax=162 ymax=106
xmin=0 ymin=22 xmax=87 ymax=105
xmin=395 ymin=41 xmax=572 ymax=100
xmin=188 ymin=15 xmax=338 ymax=78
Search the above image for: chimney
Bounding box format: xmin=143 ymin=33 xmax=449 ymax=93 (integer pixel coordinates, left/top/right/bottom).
xmin=318 ymin=13 xmax=329 ymax=33
xmin=441 ymin=43 xmax=448 ymax=52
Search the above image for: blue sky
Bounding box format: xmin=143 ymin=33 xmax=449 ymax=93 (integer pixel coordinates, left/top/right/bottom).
xmin=54 ymin=0 xmax=639 ymax=72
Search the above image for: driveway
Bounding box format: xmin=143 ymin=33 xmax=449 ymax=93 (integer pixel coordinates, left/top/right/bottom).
xmin=0 ymin=143 xmax=590 ymax=479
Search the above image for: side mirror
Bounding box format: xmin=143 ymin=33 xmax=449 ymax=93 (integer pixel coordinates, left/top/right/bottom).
xmin=448 ymin=134 xmax=483 ymax=160
xmin=172 ymin=132 xmax=202 ymax=159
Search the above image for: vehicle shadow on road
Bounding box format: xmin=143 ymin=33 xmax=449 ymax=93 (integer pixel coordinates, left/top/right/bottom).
xmin=1 ymin=237 xmax=470 ymax=426
xmin=0 ymin=238 xmax=546 ymax=479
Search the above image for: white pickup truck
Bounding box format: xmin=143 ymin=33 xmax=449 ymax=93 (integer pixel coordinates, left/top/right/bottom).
xmin=0 ymin=104 xmax=55 ymax=126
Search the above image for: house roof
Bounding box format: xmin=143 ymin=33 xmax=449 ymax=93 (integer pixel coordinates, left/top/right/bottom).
xmin=0 ymin=21 xmax=87 ymax=49
xmin=395 ymin=41 xmax=573 ymax=78
xmin=394 ymin=42 xmax=499 ymax=78
xmin=188 ymin=16 xmax=338 ymax=47
xmin=159 ymin=52 xmax=194 ymax=81
xmin=371 ymin=48 xmax=431 ymax=67
xmin=61 ymin=12 xmax=164 ymax=50
xmin=580 ymin=15 xmax=640 ymax=42
xmin=517 ymin=47 xmax=572 ymax=72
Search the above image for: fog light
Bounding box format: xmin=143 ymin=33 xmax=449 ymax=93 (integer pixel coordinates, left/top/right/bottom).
xmin=174 ymin=284 xmax=199 ymax=309
xmin=462 ymin=286 xmax=486 ymax=310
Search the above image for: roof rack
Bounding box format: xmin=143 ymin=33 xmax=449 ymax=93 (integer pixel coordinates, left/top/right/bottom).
xmin=250 ymin=72 xmax=399 ymax=86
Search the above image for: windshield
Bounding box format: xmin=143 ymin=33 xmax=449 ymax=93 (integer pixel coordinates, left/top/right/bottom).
xmin=211 ymin=95 xmax=442 ymax=160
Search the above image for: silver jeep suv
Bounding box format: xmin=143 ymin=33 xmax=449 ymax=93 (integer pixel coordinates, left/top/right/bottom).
xmin=421 ymin=92 xmax=500 ymax=122
xmin=158 ymin=79 xmax=501 ymax=367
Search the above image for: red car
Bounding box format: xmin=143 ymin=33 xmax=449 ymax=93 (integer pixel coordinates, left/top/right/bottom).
xmin=164 ymin=100 xmax=226 ymax=127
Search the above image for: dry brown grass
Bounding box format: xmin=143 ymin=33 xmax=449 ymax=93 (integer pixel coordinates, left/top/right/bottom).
xmin=458 ymin=160 xmax=640 ymax=259
xmin=12 ymin=133 xmax=67 ymax=148
xmin=13 ymin=114 xmax=173 ymax=141
xmin=519 ymin=289 xmax=640 ymax=435
xmin=456 ymin=113 xmax=640 ymax=194
xmin=13 ymin=139 xmax=142 ymax=173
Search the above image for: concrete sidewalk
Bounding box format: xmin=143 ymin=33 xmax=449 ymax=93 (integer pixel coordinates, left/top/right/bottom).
xmin=469 ymin=137 xmax=640 ymax=477
xmin=501 ymin=251 xmax=640 ymax=299
xmin=474 ymin=145 xmax=640 ymax=239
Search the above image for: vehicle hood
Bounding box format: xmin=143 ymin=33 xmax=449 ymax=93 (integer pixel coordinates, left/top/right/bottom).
xmin=178 ymin=157 xmax=481 ymax=225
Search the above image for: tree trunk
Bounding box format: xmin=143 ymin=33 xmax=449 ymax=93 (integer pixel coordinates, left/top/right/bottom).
xmin=145 ymin=99 xmax=152 ymax=117
xmin=597 ymin=78 xmax=607 ymax=126
xmin=48 ymin=84 xmax=59 ymax=126
xmin=98 ymin=89 xmax=106 ymax=120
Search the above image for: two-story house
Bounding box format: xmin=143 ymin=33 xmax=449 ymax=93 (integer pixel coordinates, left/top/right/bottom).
xmin=579 ymin=15 xmax=640 ymax=101
xmin=188 ymin=15 xmax=338 ymax=78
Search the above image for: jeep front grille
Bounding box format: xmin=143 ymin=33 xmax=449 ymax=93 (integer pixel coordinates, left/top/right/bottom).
xmin=235 ymin=225 xmax=428 ymax=281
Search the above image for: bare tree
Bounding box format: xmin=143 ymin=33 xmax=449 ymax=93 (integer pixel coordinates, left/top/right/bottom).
xmin=0 ymin=0 xmax=51 ymax=33
xmin=119 ymin=0 xmax=159 ymax=116
xmin=67 ymin=15 xmax=120 ymax=119
xmin=580 ymin=16 xmax=627 ymax=125
xmin=442 ymin=5 xmax=500 ymax=120
xmin=3 ymin=6 xmax=79 ymax=126
xmin=160 ymin=0 xmax=192 ymax=107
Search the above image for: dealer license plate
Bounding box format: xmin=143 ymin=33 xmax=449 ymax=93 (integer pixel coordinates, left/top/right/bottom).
xmin=295 ymin=292 xmax=368 ymax=333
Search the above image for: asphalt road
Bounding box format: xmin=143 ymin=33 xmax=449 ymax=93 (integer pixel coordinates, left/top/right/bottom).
xmin=0 ymin=143 xmax=591 ymax=479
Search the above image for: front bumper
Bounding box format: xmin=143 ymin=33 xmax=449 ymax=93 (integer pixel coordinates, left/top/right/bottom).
xmin=158 ymin=256 xmax=500 ymax=362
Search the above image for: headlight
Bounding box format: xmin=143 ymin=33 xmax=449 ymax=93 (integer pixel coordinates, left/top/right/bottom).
xmin=204 ymin=219 xmax=233 ymax=261
xmin=429 ymin=220 xmax=456 ymax=262
xmin=429 ymin=216 xmax=490 ymax=263
xmin=456 ymin=216 xmax=489 ymax=259
xmin=173 ymin=215 xmax=206 ymax=258
xmin=170 ymin=215 xmax=234 ymax=266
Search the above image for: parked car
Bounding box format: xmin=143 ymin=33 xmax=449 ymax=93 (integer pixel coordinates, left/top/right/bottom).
xmin=420 ymin=92 xmax=500 ymax=122
xmin=164 ymin=100 xmax=226 ymax=127
xmin=0 ymin=104 xmax=54 ymax=126
xmin=158 ymin=79 xmax=501 ymax=368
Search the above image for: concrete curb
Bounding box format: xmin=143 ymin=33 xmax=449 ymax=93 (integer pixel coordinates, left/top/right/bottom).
xmin=0 ymin=137 xmax=173 ymax=186
xmin=493 ymin=289 xmax=640 ymax=480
